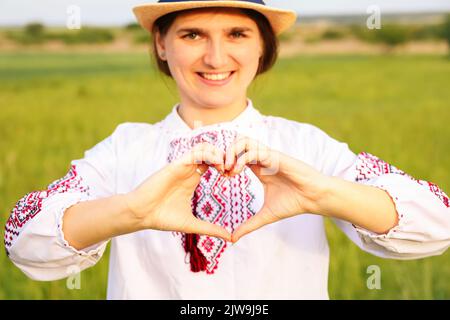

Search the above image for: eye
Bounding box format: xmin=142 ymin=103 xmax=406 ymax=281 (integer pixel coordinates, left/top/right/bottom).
xmin=183 ymin=32 xmax=200 ymax=40
xmin=230 ymin=31 xmax=246 ymax=39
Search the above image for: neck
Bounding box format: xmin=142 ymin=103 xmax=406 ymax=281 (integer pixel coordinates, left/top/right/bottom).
xmin=177 ymin=97 xmax=249 ymax=129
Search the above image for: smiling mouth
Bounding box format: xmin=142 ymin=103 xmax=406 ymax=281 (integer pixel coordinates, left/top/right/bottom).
xmin=197 ymin=71 xmax=235 ymax=81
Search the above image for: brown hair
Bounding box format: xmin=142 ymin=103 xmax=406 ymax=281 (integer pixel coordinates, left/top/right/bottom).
xmin=151 ymin=7 xmax=279 ymax=78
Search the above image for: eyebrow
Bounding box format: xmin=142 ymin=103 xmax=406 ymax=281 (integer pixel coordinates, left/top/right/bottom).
xmin=176 ymin=27 xmax=254 ymax=35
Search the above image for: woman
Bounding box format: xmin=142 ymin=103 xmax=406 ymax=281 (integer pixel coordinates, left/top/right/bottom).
xmin=4 ymin=0 xmax=450 ymax=299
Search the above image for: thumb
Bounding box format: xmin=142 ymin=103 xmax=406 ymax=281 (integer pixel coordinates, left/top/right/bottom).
xmin=232 ymin=207 xmax=278 ymax=243
xmin=188 ymin=217 xmax=231 ymax=242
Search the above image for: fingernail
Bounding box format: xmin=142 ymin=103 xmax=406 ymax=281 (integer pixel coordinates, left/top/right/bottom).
xmin=226 ymin=156 xmax=233 ymax=171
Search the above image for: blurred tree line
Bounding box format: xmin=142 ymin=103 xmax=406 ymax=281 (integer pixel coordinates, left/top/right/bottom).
xmin=349 ymin=19 xmax=450 ymax=48
xmin=6 ymin=23 xmax=115 ymax=45
xmin=286 ymin=14 xmax=450 ymax=51
xmin=3 ymin=14 xmax=450 ymax=50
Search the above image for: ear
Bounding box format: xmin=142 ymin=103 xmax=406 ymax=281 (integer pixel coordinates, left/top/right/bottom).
xmin=155 ymin=31 xmax=167 ymax=61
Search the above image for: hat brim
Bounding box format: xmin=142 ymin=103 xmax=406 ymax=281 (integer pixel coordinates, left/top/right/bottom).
xmin=133 ymin=1 xmax=297 ymax=35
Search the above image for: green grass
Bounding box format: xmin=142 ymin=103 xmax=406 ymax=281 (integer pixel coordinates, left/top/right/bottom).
xmin=0 ymin=52 xmax=449 ymax=299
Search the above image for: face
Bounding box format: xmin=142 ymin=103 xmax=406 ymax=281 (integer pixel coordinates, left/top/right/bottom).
xmin=155 ymin=8 xmax=263 ymax=110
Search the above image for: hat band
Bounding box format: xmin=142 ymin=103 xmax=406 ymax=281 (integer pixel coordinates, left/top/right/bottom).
xmin=158 ymin=0 xmax=266 ymax=5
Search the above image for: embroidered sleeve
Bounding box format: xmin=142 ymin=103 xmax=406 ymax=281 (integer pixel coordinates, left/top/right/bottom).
xmin=4 ymin=164 xmax=91 ymax=256
xmin=2 ymin=123 xmax=127 ymax=281
xmin=346 ymin=152 xmax=450 ymax=258
xmin=304 ymin=124 xmax=450 ymax=259
xmin=355 ymin=152 xmax=449 ymax=208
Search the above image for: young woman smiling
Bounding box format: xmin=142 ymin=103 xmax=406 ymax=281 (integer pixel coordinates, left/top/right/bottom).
xmin=5 ymin=1 xmax=450 ymax=299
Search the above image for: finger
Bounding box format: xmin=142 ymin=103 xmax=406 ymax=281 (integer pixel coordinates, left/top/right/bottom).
xmin=207 ymin=144 xmax=226 ymax=173
xmin=178 ymin=149 xmax=211 ymax=167
xmin=225 ymin=141 xmax=238 ymax=171
xmin=230 ymin=149 xmax=258 ymax=176
xmin=193 ymin=143 xmax=225 ymax=173
xmin=232 ymin=207 xmax=279 ymax=243
xmin=186 ymin=217 xmax=232 ymax=242
xmin=225 ymin=136 xmax=254 ymax=171
xmin=184 ymin=147 xmax=224 ymax=173
xmin=229 ymin=145 xmax=272 ymax=177
xmin=196 ymin=163 xmax=209 ymax=176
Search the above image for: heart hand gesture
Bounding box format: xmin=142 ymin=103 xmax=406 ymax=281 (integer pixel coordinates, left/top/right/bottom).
xmin=125 ymin=142 xmax=231 ymax=241
xmin=223 ymin=136 xmax=327 ymax=243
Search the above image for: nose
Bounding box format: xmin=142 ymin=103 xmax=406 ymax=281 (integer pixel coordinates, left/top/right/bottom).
xmin=202 ymin=37 xmax=229 ymax=70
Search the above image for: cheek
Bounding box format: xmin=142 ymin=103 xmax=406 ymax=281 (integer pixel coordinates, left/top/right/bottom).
xmin=234 ymin=41 xmax=262 ymax=69
xmin=233 ymin=48 xmax=261 ymax=78
xmin=166 ymin=43 xmax=201 ymax=76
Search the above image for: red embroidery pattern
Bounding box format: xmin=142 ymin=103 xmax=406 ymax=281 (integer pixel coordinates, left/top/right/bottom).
xmin=4 ymin=165 xmax=89 ymax=255
xmin=356 ymin=152 xmax=449 ymax=208
xmin=168 ymin=129 xmax=257 ymax=274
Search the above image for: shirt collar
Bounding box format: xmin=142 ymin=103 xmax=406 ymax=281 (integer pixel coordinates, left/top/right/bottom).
xmin=161 ymin=98 xmax=264 ymax=138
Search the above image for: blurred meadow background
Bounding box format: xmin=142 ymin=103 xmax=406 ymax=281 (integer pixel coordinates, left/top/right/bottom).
xmin=0 ymin=1 xmax=450 ymax=299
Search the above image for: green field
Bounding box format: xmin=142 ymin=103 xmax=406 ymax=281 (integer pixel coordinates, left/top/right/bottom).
xmin=0 ymin=52 xmax=449 ymax=299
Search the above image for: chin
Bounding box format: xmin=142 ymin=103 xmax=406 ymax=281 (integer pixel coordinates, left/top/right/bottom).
xmin=194 ymin=94 xmax=238 ymax=109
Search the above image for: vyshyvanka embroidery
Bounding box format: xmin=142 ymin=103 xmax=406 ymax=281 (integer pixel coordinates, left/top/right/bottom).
xmin=168 ymin=129 xmax=257 ymax=274
xmin=4 ymin=165 xmax=89 ymax=255
xmin=356 ymin=152 xmax=449 ymax=208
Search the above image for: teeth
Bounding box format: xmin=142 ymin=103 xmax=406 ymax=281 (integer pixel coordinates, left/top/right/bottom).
xmin=200 ymin=72 xmax=232 ymax=81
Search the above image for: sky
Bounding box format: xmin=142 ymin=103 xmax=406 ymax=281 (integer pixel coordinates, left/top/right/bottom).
xmin=1 ymin=0 xmax=450 ymax=26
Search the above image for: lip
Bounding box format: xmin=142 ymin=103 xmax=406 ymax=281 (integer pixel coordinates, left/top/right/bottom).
xmin=196 ymin=71 xmax=235 ymax=87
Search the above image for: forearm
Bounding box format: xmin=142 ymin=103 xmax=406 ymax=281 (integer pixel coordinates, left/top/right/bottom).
xmin=316 ymin=176 xmax=399 ymax=234
xmin=63 ymin=194 xmax=144 ymax=250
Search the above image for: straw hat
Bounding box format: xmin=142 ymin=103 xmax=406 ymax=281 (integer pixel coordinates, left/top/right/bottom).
xmin=133 ymin=0 xmax=297 ymax=35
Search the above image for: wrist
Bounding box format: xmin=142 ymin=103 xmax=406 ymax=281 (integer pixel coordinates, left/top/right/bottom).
xmin=115 ymin=193 xmax=149 ymax=233
xmin=306 ymin=174 xmax=336 ymax=216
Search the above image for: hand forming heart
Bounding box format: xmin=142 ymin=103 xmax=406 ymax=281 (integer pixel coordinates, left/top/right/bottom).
xmin=124 ymin=135 xmax=328 ymax=243
xmin=222 ymin=136 xmax=327 ymax=242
